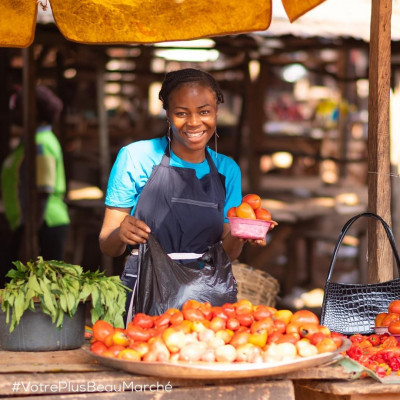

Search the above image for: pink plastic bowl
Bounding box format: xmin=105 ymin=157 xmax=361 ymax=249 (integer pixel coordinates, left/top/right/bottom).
xmin=228 ymin=217 xmax=272 ymax=240
xmin=375 ymin=326 xmax=389 ymax=335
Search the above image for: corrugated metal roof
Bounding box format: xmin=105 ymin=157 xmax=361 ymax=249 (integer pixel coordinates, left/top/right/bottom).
xmin=37 ymin=0 xmax=400 ymax=42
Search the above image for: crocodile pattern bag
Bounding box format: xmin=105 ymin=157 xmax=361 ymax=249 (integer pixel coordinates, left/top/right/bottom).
xmin=321 ymin=212 xmax=400 ymax=335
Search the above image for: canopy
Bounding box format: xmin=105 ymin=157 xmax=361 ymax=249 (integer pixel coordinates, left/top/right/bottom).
xmin=0 ymin=0 xmax=325 ymax=48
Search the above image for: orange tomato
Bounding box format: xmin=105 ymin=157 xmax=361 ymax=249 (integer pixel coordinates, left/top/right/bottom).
xmin=276 ymin=333 xmax=300 ymax=344
xmin=375 ymin=312 xmax=388 ymax=327
xmin=255 ymin=208 xmax=272 ymax=221
xmin=182 ymin=299 xmax=202 ymax=311
xmin=310 ymin=332 xmax=327 ymax=346
xmin=129 ymin=342 xmax=150 ymax=357
xmin=273 ymin=310 xmax=293 ymax=325
xmin=183 ymin=308 xmax=205 ymax=322
xmin=236 ymin=203 xmax=256 ymax=219
xmin=389 ymin=320 xmax=400 ymax=334
xmin=108 ymin=345 xmax=126 ymax=357
xmin=316 ymin=338 xmax=336 ymax=353
xmin=290 ymin=310 xmax=319 ymax=325
xmin=132 ymin=313 xmax=154 ymax=329
xmin=299 ymin=323 xmax=320 ymax=338
xmin=117 ymin=349 xmax=141 ymax=361
xmin=236 ymin=299 xmax=253 ymax=314
xmin=253 ymin=305 xmax=272 ymax=321
xmin=227 ymin=207 xmax=237 ymax=217
xmin=242 ymin=194 xmax=261 ymax=210
xmin=273 ymin=319 xmax=287 ymax=334
xmin=90 ymin=341 xmax=107 ymax=355
xmin=93 ymin=320 xmax=115 ymax=343
xmin=381 ymin=313 xmax=400 ymax=326
xmin=101 ymin=350 xmax=116 ymax=358
xmin=389 ymin=300 xmax=400 ymax=314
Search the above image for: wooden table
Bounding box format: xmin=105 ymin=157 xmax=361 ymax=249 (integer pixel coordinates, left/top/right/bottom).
xmin=0 ymin=345 xmax=357 ymax=399
xmin=295 ymin=379 xmax=400 ymax=400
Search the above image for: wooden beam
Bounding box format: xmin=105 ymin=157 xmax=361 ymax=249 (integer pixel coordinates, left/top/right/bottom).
xmin=391 ymin=69 xmax=400 ymax=278
xmin=367 ymin=0 xmax=393 ymax=283
xmin=0 ymin=49 xmax=10 ymax=169
xmin=337 ymin=49 xmax=350 ymax=178
xmin=22 ymin=46 xmax=39 ymax=260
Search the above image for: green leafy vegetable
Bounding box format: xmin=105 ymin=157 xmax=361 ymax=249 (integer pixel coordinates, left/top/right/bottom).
xmin=1 ymin=257 xmax=130 ymax=332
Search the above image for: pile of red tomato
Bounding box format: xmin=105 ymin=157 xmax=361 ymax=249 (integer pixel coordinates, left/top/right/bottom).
xmin=90 ymin=299 xmax=342 ymax=364
xmin=227 ymin=194 xmax=274 ymax=222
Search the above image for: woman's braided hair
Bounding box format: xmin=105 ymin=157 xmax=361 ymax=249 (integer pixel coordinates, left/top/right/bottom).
xmin=159 ymin=68 xmax=224 ymax=111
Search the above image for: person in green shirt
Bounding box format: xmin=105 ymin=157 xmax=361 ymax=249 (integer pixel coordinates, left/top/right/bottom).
xmin=1 ymin=85 xmax=70 ymax=264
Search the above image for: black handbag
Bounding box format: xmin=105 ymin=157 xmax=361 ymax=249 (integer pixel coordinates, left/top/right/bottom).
xmin=321 ymin=212 xmax=400 ymax=335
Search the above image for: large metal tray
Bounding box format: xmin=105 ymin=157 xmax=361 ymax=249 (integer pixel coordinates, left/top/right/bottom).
xmin=87 ymin=338 xmax=351 ymax=379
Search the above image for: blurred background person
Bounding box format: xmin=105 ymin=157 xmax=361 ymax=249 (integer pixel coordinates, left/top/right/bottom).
xmin=1 ymin=85 xmax=70 ymax=266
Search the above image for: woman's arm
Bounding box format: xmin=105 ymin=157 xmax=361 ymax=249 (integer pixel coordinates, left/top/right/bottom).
xmin=221 ymin=223 xmax=245 ymax=261
xmin=99 ymin=206 xmax=151 ymax=257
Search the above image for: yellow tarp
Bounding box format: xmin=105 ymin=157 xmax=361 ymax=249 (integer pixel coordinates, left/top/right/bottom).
xmin=282 ymin=0 xmax=327 ymax=23
xmin=0 ymin=0 xmax=37 ymax=47
xmin=0 ymin=0 xmax=326 ymax=48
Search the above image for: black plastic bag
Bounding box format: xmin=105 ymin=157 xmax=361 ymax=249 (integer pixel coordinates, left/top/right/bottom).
xmin=133 ymin=233 xmax=237 ymax=316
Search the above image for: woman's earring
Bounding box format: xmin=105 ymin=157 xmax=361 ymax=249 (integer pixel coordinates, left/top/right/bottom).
xmin=214 ymin=128 xmax=219 ymax=158
xmin=167 ymin=120 xmax=172 ymax=153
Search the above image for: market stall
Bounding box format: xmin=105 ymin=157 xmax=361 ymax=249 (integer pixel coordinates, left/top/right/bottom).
xmin=1 ymin=0 xmax=400 ymax=398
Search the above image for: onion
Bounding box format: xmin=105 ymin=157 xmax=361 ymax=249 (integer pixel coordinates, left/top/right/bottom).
xmin=215 ymin=344 xmax=237 ymax=363
xmin=199 ymin=329 xmax=215 ymax=343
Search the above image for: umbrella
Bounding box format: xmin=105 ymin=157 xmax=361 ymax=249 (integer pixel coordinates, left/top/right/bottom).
xmin=0 ymin=0 xmax=325 ymax=47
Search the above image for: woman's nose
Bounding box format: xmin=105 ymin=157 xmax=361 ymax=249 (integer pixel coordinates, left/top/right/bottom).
xmin=187 ymin=113 xmax=201 ymax=126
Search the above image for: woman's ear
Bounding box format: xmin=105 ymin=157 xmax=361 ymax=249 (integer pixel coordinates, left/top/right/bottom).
xmin=166 ymin=110 xmax=170 ymax=121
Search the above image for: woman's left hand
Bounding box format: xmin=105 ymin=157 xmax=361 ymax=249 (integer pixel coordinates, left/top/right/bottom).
xmin=247 ymin=238 xmax=267 ymax=246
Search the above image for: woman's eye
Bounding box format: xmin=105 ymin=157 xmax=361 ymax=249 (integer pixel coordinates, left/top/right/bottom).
xmin=201 ymin=110 xmax=210 ymax=115
xmin=176 ymin=112 xmax=186 ymax=117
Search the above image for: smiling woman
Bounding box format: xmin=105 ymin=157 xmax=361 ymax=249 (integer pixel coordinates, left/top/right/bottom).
xmin=99 ymin=68 xmax=266 ymax=320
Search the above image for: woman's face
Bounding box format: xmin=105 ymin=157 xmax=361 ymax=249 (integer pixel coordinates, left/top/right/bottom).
xmin=167 ymin=83 xmax=218 ymax=161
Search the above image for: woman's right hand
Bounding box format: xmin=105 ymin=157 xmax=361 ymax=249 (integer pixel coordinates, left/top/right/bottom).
xmin=119 ymin=215 xmax=151 ymax=245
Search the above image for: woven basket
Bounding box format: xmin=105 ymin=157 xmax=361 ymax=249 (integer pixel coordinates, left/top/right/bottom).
xmin=232 ymin=262 xmax=280 ymax=307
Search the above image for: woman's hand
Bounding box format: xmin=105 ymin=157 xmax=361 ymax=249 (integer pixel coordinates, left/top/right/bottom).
xmin=100 ymin=207 xmax=151 ymax=257
xmin=119 ymin=215 xmax=151 ymax=245
xmin=247 ymin=238 xmax=267 ymax=246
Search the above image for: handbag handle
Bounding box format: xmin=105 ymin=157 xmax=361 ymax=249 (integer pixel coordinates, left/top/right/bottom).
xmin=326 ymin=212 xmax=400 ymax=282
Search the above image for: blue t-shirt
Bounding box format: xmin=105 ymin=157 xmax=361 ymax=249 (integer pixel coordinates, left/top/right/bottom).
xmin=105 ymin=137 xmax=242 ymax=223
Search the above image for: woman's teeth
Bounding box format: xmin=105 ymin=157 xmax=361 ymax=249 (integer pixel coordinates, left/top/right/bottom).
xmin=185 ymin=131 xmax=205 ymax=138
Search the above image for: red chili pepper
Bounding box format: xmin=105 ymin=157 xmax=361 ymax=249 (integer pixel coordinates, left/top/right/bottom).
xmin=350 ymin=334 xmax=364 ymax=343
xmin=368 ymin=334 xmax=381 ymax=346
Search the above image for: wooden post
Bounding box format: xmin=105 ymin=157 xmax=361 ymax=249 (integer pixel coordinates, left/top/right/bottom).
xmin=96 ymin=61 xmax=110 ymax=195
xmin=0 ymin=49 xmax=10 ymax=169
xmin=22 ymin=46 xmax=39 ymax=260
xmin=337 ymin=49 xmax=350 ymax=179
xmin=96 ymin=59 xmax=113 ymax=276
xmin=367 ymin=0 xmax=392 ymax=283
xmin=391 ymin=69 xmax=400 ymax=278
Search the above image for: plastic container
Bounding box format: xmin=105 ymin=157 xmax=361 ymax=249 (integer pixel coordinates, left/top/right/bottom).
xmin=0 ymin=302 xmax=86 ymax=352
xmin=374 ymin=326 xmax=389 ymax=334
xmin=228 ymin=217 xmax=272 ymax=240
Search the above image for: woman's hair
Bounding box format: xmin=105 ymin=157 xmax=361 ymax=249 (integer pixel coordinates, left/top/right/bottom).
xmin=159 ymin=68 xmax=224 ymax=110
